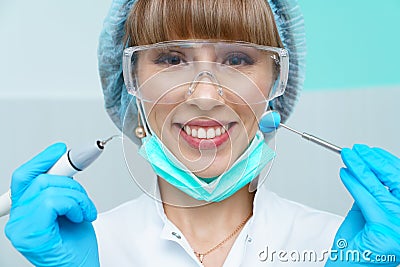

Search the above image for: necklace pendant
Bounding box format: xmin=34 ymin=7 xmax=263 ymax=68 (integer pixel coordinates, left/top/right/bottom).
xmin=195 ymin=252 xmax=205 ymax=263
xmin=199 ymin=254 xmax=204 ymax=263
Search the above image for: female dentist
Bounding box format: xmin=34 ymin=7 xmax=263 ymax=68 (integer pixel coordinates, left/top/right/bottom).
xmin=5 ymin=0 xmax=400 ymax=266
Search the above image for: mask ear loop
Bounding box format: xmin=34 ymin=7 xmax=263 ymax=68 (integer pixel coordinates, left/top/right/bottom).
xmin=135 ymin=98 xmax=151 ymax=139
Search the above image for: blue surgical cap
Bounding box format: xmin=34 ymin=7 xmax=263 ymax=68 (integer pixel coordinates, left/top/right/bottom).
xmin=98 ymin=0 xmax=306 ymax=145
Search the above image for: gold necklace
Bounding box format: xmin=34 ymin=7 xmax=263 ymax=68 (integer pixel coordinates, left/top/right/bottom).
xmin=193 ymin=212 xmax=253 ymax=263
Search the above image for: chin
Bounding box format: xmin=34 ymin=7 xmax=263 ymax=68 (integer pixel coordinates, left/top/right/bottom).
xmin=194 ymin=167 xmax=226 ymax=178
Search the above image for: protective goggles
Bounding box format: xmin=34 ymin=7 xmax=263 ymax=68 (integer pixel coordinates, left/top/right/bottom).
xmin=123 ymin=40 xmax=289 ymax=105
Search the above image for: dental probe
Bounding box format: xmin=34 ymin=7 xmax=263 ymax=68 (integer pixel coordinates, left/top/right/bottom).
xmin=259 ymin=111 xmax=342 ymax=154
xmin=279 ymin=124 xmax=342 ymax=154
xmin=0 ymin=135 xmax=118 ymax=217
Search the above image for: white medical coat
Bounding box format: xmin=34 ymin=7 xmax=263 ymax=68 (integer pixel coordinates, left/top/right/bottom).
xmin=94 ymin=180 xmax=343 ymax=266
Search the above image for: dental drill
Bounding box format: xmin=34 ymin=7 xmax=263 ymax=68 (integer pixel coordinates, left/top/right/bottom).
xmin=0 ymin=136 xmax=118 ymax=217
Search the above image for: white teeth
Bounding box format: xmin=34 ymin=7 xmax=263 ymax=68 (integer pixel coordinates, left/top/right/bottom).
xmin=185 ymin=125 xmax=191 ymax=136
xmin=191 ymin=128 xmax=198 ymax=138
xmin=197 ymin=128 xmax=206 ymax=139
xmin=183 ymin=124 xmax=229 ymax=139
xmin=207 ymin=128 xmax=215 ymax=139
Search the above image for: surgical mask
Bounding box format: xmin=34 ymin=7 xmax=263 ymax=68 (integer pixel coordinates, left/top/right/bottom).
xmin=138 ymin=130 xmax=275 ymax=202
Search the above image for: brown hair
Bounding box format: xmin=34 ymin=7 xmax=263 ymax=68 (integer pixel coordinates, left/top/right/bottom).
xmin=125 ymin=0 xmax=283 ymax=47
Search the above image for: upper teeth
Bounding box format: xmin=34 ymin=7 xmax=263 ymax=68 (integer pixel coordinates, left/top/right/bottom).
xmin=184 ymin=125 xmax=227 ymax=139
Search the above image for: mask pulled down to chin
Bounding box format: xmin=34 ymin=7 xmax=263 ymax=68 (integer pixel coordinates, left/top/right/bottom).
xmin=138 ymin=130 xmax=275 ymax=202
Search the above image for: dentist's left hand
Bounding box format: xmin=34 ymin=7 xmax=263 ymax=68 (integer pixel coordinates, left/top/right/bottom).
xmin=5 ymin=143 xmax=100 ymax=267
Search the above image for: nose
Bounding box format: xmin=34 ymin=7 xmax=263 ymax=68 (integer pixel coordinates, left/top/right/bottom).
xmin=186 ymin=71 xmax=225 ymax=111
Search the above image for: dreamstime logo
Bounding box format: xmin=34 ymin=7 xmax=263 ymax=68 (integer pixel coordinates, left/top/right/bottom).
xmin=258 ymin=239 xmax=397 ymax=264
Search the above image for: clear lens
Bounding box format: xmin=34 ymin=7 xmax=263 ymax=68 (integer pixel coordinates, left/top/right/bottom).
xmin=123 ymin=41 xmax=288 ymax=105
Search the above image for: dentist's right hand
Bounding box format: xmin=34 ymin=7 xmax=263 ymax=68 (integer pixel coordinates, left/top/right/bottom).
xmin=4 ymin=143 xmax=100 ymax=267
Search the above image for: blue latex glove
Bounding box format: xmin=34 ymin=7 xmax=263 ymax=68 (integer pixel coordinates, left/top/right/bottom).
xmin=4 ymin=143 xmax=99 ymax=267
xmin=326 ymin=144 xmax=400 ymax=266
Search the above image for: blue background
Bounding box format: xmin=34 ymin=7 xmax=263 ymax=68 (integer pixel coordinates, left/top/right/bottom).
xmin=299 ymin=0 xmax=400 ymax=90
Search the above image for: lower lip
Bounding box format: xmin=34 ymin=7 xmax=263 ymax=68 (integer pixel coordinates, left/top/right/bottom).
xmin=179 ymin=125 xmax=234 ymax=149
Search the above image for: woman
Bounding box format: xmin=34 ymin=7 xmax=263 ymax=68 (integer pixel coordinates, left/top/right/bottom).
xmin=5 ymin=0 xmax=400 ymax=266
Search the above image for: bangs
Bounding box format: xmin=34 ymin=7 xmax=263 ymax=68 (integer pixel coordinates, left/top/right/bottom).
xmin=126 ymin=0 xmax=282 ymax=47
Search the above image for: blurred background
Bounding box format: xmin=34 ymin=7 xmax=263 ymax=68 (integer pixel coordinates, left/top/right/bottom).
xmin=1 ymin=0 xmax=399 ymax=265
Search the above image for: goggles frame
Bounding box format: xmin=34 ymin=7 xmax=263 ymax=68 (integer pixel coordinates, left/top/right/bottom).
xmin=122 ymin=40 xmax=289 ymax=103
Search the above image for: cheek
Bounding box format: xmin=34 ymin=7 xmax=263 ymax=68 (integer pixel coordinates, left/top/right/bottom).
xmin=247 ymin=64 xmax=276 ymax=100
xmin=240 ymin=100 xmax=267 ymax=122
xmin=143 ymin=102 xmax=175 ymax=136
xmin=253 ymin=102 xmax=267 ymax=119
xmin=233 ymin=102 xmax=265 ymax=135
xmin=257 ymin=78 xmax=274 ymax=100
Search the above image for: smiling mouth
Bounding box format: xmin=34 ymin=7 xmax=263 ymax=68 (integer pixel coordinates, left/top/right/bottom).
xmin=177 ymin=121 xmax=235 ymax=149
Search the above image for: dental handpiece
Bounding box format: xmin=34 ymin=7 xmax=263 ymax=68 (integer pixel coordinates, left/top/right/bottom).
xmin=0 ymin=136 xmax=118 ymax=217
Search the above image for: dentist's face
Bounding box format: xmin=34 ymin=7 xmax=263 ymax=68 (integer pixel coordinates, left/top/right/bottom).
xmin=137 ymin=43 xmax=274 ymax=178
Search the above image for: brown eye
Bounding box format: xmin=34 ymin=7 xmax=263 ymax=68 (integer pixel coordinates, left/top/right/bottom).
xmin=154 ymin=52 xmax=186 ymax=66
xmin=223 ymin=53 xmax=254 ymax=66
